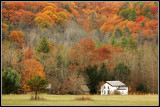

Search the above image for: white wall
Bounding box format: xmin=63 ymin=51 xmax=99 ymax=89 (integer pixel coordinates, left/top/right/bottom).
xmin=101 ymin=83 xmax=128 ymax=95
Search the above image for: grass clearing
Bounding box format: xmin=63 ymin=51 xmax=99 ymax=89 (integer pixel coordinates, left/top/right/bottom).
xmin=2 ymin=94 xmax=158 ymax=105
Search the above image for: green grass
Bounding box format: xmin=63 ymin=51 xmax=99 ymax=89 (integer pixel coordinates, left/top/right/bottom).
xmin=2 ymin=94 xmax=159 ymax=105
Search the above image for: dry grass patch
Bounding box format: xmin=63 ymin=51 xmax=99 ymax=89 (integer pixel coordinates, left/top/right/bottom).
xmin=75 ymin=96 xmax=93 ymax=101
xmin=30 ymin=95 xmax=45 ymax=100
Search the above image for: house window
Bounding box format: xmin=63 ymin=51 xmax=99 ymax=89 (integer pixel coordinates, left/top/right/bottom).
xmin=108 ymin=86 xmax=109 ymax=89
xmin=122 ymin=91 xmax=124 ymax=95
xmin=104 ymin=86 xmax=106 ymax=89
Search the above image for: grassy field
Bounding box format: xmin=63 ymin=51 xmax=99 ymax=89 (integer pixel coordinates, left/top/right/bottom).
xmin=2 ymin=94 xmax=159 ymax=106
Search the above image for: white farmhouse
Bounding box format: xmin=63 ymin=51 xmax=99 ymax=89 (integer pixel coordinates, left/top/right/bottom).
xmin=101 ymin=81 xmax=128 ymax=95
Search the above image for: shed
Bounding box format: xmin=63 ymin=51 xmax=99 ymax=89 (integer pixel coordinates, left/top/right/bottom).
xmin=80 ymin=85 xmax=90 ymax=95
xmin=46 ymin=83 xmax=52 ymax=94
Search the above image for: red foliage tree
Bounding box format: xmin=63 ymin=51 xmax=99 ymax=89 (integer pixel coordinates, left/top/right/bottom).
xmin=150 ymin=6 xmax=158 ymax=15
xmin=19 ymin=9 xmax=35 ymax=26
xmin=24 ymin=49 xmax=38 ymax=60
xmin=136 ymin=16 xmax=145 ymax=23
xmin=69 ymin=38 xmax=120 ymax=72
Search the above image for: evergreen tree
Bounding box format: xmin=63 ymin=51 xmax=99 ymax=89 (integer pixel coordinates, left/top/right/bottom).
xmin=128 ymin=10 xmax=137 ymax=21
xmin=141 ymin=21 xmax=145 ymax=27
xmin=139 ymin=2 xmax=145 ymax=10
xmin=85 ymin=65 xmax=99 ymax=94
xmin=113 ymin=62 xmax=130 ymax=85
xmin=2 ymin=67 xmax=21 ymax=94
xmin=85 ymin=64 xmax=109 ymax=94
xmin=111 ymin=36 xmax=120 ymax=46
xmin=120 ymin=36 xmax=128 ymax=48
xmin=64 ymin=4 xmax=71 ymax=13
xmin=111 ymin=36 xmax=116 ymax=46
xmin=119 ymin=9 xmax=129 ymax=19
xmin=99 ymin=63 xmax=108 ymax=82
xmin=36 ymin=36 xmax=51 ymax=53
xmin=128 ymin=35 xmax=137 ymax=50
xmin=146 ymin=12 xmax=152 ymax=20
xmin=123 ymin=26 xmax=131 ymax=37
xmin=143 ymin=5 xmax=151 ymax=16
xmin=26 ymin=75 xmax=48 ymax=100
xmin=114 ymin=28 xmax=123 ymax=38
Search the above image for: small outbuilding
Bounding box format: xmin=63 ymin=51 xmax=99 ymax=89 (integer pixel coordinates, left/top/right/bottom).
xmin=80 ymin=85 xmax=90 ymax=95
xmin=101 ymin=81 xmax=128 ymax=95
xmin=46 ymin=83 xmax=52 ymax=94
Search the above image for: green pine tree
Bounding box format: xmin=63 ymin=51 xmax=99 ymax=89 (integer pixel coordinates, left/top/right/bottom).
xmin=120 ymin=36 xmax=128 ymax=48
xmin=26 ymin=75 xmax=48 ymax=100
xmin=128 ymin=10 xmax=137 ymax=21
xmin=128 ymin=35 xmax=137 ymax=50
xmin=99 ymin=63 xmax=108 ymax=82
xmin=2 ymin=67 xmax=21 ymax=94
xmin=114 ymin=28 xmax=123 ymax=38
xmin=36 ymin=36 xmax=51 ymax=53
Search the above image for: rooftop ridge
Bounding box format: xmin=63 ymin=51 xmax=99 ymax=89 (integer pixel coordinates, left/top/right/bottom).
xmin=106 ymin=80 xmax=126 ymax=86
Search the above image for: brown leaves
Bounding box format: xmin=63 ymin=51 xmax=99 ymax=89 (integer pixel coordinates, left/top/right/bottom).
xmin=69 ymin=38 xmax=121 ymax=72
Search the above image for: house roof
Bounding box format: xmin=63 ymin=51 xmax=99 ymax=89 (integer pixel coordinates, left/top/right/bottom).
xmin=106 ymin=81 xmax=126 ymax=87
xmin=80 ymin=85 xmax=90 ymax=92
xmin=117 ymin=87 xmax=127 ymax=90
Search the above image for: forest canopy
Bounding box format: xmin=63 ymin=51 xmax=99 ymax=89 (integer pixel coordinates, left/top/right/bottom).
xmin=2 ymin=1 xmax=158 ymax=94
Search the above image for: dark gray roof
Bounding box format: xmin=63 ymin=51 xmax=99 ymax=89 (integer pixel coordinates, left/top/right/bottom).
xmin=117 ymin=87 xmax=127 ymax=90
xmin=106 ymin=81 xmax=126 ymax=87
xmin=80 ymin=85 xmax=90 ymax=92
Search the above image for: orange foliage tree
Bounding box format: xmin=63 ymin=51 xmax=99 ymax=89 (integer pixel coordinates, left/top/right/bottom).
xmin=48 ymin=42 xmax=55 ymax=51
xmin=8 ymin=31 xmax=25 ymax=47
xmin=5 ymin=2 xmax=26 ymax=10
xmin=2 ymin=23 xmax=9 ymax=32
xmin=2 ymin=23 xmax=9 ymax=39
xmin=2 ymin=7 xmax=35 ymax=26
xmin=25 ymin=2 xmax=48 ymax=13
xmin=19 ymin=49 xmax=45 ymax=91
xmin=2 ymin=8 xmax=15 ymax=23
xmin=100 ymin=15 xmax=124 ymax=34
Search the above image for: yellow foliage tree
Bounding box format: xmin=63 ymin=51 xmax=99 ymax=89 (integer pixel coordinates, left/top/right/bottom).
xmin=57 ymin=12 xmax=68 ymax=24
xmin=34 ymin=16 xmax=51 ymax=28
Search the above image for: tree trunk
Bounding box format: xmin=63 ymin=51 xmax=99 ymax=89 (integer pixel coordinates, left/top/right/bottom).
xmin=35 ymin=91 xmax=37 ymax=100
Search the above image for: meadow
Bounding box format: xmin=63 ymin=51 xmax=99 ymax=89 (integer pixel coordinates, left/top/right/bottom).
xmin=2 ymin=94 xmax=159 ymax=106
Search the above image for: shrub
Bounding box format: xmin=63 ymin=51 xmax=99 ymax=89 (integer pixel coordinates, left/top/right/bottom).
xmin=114 ymin=90 xmax=120 ymax=95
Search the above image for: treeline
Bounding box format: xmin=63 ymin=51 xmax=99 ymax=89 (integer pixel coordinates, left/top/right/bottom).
xmin=2 ymin=2 xmax=158 ymax=95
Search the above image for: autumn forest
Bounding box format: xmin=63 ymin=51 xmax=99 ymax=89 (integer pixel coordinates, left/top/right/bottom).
xmin=2 ymin=1 xmax=158 ymax=95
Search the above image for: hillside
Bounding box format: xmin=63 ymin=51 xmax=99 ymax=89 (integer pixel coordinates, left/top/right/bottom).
xmin=2 ymin=1 xmax=158 ymax=95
